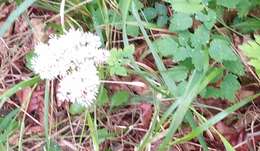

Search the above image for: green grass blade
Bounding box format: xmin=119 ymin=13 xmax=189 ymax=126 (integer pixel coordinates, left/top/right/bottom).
xmin=172 ymin=93 xmax=260 ymax=144
xmin=157 ymin=67 xmax=222 ymax=131
xmin=44 ymin=80 xmax=50 ymax=150
xmin=136 ymin=98 xmax=160 ymax=151
xmin=131 ymin=1 xmax=177 ymax=95
xmin=185 ymin=110 xmax=209 ymax=151
xmin=218 ymin=132 xmax=235 ymax=151
xmin=86 ymin=111 xmax=99 ymax=151
xmin=119 ymin=0 xmax=132 ymax=46
xmin=158 ymin=70 xmax=205 ymax=151
xmin=0 ymin=0 xmax=37 ymax=37
xmin=0 ymin=76 xmax=40 ymax=107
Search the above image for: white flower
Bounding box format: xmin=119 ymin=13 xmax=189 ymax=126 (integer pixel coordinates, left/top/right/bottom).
xmin=31 ymin=29 xmax=110 ymax=107
xmin=57 ymin=61 xmax=100 ymax=107
xmin=31 ymin=29 xmax=109 ymax=80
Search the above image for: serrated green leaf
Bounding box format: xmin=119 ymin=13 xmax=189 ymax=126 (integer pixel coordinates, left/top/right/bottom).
xmin=155 ymin=2 xmax=168 ymax=16
xmin=178 ymin=31 xmax=192 ymax=46
xmin=173 ymin=47 xmax=191 ymax=62
xmin=217 ymin=0 xmax=240 ymax=9
xmin=166 ymin=66 xmax=189 ymax=82
xmin=220 ymin=74 xmax=240 ymax=101
xmin=169 ymin=0 xmax=204 ymax=14
xmin=209 ymin=39 xmax=237 ymax=62
xmin=200 ymin=86 xmax=221 ymax=99
xmin=195 ymin=9 xmax=216 ymax=29
xmin=111 ymin=91 xmax=129 ymax=108
xmin=191 ymin=49 xmax=209 ymax=71
xmin=191 ymin=25 xmax=210 ymax=47
xmin=110 ymin=65 xmax=127 ymax=76
xmin=223 ymin=60 xmax=245 ymax=76
xmin=154 ymin=36 xmax=178 ymax=56
xmin=143 ymin=7 xmax=157 ymax=21
xmin=108 ymin=45 xmax=135 ymax=76
xmin=156 ymin=15 xmax=168 ymax=28
xmin=169 ymin=13 xmax=193 ymax=31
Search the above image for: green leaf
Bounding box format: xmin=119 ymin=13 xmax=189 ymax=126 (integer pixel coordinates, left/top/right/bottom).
xmin=236 ymin=0 xmax=251 ymax=17
xmin=172 ymin=93 xmax=260 ymax=145
xmin=200 ymin=86 xmax=221 ymax=98
xmin=166 ymin=66 xmax=189 ymax=82
xmin=178 ymin=31 xmax=192 ymax=46
xmin=154 ymin=36 xmax=178 ymax=56
xmin=0 ymin=76 xmax=40 ymax=108
xmin=176 ymin=81 xmax=188 ymax=97
xmin=155 ymin=2 xmax=168 ymax=16
xmin=97 ymin=87 xmax=109 ymax=107
xmin=191 ymin=49 xmax=209 ymax=71
xmin=239 ymin=36 xmax=260 ymax=59
xmin=217 ymin=0 xmax=240 ymax=9
xmin=156 ymin=15 xmax=168 ymax=28
xmin=195 ymin=9 xmax=216 ymax=29
xmin=209 ymin=39 xmax=237 ymax=62
xmin=220 ymin=74 xmax=240 ymax=101
xmin=133 ymin=0 xmax=144 ymax=10
xmin=169 ymin=13 xmax=193 ymax=31
xmin=168 ymin=0 xmax=204 ymax=14
xmin=69 ymin=103 xmax=85 ymax=115
xmin=191 ymin=25 xmax=210 ymax=47
xmin=172 ymin=47 xmax=191 ymax=62
xmin=108 ymin=45 xmax=135 ymax=76
xmin=158 ymin=70 xmax=206 ymax=151
xmin=232 ymin=18 xmax=260 ymax=33
xmin=111 ymin=91 xmax=129 ymax=108
xmin=143 ymin=7 xmax=157 ymax=21
xmin=25 ymin=51 xmax=36 ymax=70
xmin=249 ymin=59 xmax=260 ymax=75
xmin=127 ymin=15 xmax=140 ymax=36
xmin=223 ymin=60 xmax=245 ymax=76
xmin=239 ymin=35 xmax=260 ymax=77
xmin=0 ymin=109 xmax=19 ymax=130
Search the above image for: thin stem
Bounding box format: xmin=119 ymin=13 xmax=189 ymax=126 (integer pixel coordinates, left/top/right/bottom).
xmin=100 ymin=80 xmax=146 ymax=87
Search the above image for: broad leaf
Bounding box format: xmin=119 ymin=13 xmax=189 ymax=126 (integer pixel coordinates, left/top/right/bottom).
xmin=220 ymin=74 xmax=240 ymax=101
xmin=209 ymin=39 xmax=237 ymax=62
xmin=223 ymin=60 xmax=245 ymax=76
xmin=167 ymin=0 xmax=204 ymax=14
xmin=111 ymin=91 xmax=129 ymax=108
xmin=239 ymin=35 xmax=260 ymax=77
xmin=191 ymin=49 xmax=209 ymax=71
xmin=166 ymin=66 xmax=189 ymax=82
xmin=169 ymin=13 xmax=193 ymax=31
xmin=143 ymin=7 xmax=157 ymax=21
xmin=217 ymin=0 xmax=240 ymax=9
xmin=191 ymin=25 xmax=210 ymax=47
xmin=154 ymin=36 xmax=178 ymax=56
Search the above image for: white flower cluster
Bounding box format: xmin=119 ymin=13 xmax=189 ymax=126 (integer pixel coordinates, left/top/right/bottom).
xmin=31 ymin=29 xmax=109 ymax=107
